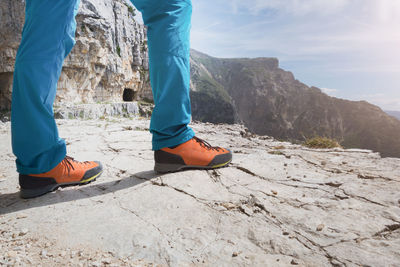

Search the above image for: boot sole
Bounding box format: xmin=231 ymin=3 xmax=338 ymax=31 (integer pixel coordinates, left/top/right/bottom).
xmin=20 ymin=171 xmax=103 ymax=199
xmin=154 ymin=159 xmax=232 ymax=173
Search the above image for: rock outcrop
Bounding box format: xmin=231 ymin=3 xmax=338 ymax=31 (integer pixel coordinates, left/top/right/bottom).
xmin=0 ymin=0 xmax=152 ymax=110
xmin=1 ymin=118 xmax=400 ymax=266
xmin=190 ymin=49 xmax=400 ymax=158
xmin=0 ymin=0 xmax=25 ymax=110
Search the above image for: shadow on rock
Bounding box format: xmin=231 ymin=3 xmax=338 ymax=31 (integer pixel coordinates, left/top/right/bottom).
xmin=0 ymin=170 xmax=164 ymax=215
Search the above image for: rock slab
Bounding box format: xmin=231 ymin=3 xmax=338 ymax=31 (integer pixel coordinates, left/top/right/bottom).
xmin=1 ymin=118 xmax=400 ymax=266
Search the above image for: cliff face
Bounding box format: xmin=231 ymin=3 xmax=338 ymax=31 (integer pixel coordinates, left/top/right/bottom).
xmin=190 ymin=50 xmax=400 ymax=158
xmin=190 ymin=54 xmax=237 ymax=124
xmin=0 ymin=0 xmax=152 ymax=110
xmin=0 ymin=0 xmax=25 ymax=110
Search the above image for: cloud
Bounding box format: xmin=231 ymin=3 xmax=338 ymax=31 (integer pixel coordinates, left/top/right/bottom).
xmin=229 ymin=0 xmax=348 ymax=16
xmin=321 ymin=88 xmax=338 ymax=95
xmin=229 ymin=0 xmax=400 ymax=21
xmin=328 ymin=66 xmax=400 ymax=74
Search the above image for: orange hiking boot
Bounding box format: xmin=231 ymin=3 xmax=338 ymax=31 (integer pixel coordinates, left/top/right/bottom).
xmin=19 ymin=156 xmax=103 ymax=199
xmin=154 ymin=136 xmax=232 ymax=173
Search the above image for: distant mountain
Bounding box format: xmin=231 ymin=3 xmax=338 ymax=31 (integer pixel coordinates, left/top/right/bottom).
xmin=190 ymin=49 xmax=400 ymax=158
xmin=385 ymin=110 xmax=400 ymax=121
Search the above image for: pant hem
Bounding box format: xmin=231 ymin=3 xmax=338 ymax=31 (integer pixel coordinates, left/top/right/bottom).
xmin=16 ymin=140 xmax=67 ymax=174
xmin=152 ymin=128 xmax=195 ymax=151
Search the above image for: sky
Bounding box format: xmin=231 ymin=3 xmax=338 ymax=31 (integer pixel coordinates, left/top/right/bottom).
xmin=188 ymin=0 xmax=400 ymax=111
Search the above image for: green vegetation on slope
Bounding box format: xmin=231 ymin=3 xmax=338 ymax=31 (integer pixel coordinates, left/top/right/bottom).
xmin=304 ymin=137 xmax=341 ymax=149
xmin=194 ymin=74 xmax=231 ymax=103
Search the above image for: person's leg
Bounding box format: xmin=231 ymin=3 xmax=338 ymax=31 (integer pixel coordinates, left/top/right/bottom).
xmin=130 ymin=0 xmax=232 ymax=172
xmin=130 ymin=0 xmax=195 ymax=150
xmin=12 ymin=0 xmax=79 ymax=174
xmin=12 ymin=0 xmax=102 ymax=198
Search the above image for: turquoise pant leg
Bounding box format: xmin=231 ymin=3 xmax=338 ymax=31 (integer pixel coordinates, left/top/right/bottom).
xmin=130 ymin=0 xmax=195 ymax=150
xmin=11 ymin=0 xmax=80 ymax=174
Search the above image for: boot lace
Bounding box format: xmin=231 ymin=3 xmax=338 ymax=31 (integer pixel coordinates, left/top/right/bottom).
xmin=62 ymin=156 xmax=90 ymax=175
xmin=193 ymin=136 xmax=221 ymax=152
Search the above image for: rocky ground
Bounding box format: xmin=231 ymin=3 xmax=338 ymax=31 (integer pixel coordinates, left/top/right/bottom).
xmin=1 ymin=117 xmax=400 ymax=266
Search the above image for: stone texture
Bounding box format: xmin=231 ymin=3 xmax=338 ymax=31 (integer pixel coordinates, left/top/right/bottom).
xmin=0 ymin=0 xmax=152 ymax=111
xmin=53 ymin=102 xmax=154 ymax=120
xmin=1 ymin=118 xmax=400 ymax=266
xmin=0 ymin=0 xmax=25 ymax=110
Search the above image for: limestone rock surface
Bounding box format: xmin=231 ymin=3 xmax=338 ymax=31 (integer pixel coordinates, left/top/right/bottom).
xmin=1 ymin=118 xmax=400 ymax=266
xmin=53 ymin=102 xmax=154 ymax=120
xmin=0 ymin=0 xmax=152 ymax=110
xmin=0 ymin=0 xmax=25 ymax=110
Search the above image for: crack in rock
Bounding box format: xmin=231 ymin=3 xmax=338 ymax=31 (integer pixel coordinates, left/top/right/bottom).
xmin=292 ymin=154 xmax=351 ymax=175
xmin=340 ymin=189 xmax=387 ymax=207
xmin=137 ymin=175 xmax=231 ymax=214
xmin=373 ymin=224 xmax=400 ymax=237
xmin=293 ymin=231 xmax=350 ymax=267
xmin=357 ymin=173 xmax=395 ymax=182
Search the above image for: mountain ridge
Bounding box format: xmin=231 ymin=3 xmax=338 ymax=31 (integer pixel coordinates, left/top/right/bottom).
xmin=189 ymin=49 xmax=400 ymax=158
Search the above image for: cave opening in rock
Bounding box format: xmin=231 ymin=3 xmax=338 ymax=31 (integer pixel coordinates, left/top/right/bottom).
xmin=123 ymin=88 xmax=136 ymax=102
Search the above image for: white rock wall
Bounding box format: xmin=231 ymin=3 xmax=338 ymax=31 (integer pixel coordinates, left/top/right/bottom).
xmin=0 ymin=0 xmax=152 ymax=110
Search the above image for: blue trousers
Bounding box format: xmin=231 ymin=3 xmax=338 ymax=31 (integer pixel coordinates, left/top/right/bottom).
xmin=11 ymin=0 xmax=195 ymax=174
